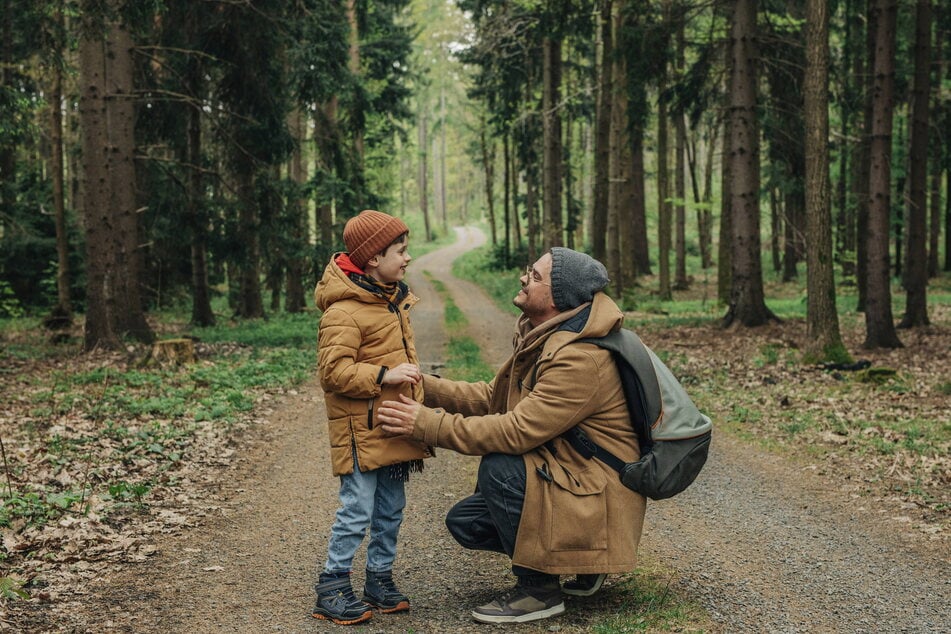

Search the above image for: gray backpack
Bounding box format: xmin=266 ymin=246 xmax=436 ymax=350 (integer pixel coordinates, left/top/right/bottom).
xmin=563 ymin=329 xmax=712 ymax=500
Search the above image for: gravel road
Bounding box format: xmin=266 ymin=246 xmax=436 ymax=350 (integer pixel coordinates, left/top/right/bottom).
xmin=73 ymin=227 xmax=949 ymax=634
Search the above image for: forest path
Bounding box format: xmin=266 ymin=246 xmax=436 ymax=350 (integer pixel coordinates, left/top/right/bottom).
xmin=80 ymin=228 xmax=948 ymax=633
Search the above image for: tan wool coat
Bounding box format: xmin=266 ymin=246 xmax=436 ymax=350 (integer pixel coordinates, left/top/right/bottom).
xmin=416 ymin=292 xmax=646 ymax=574
xmin=315 ymin=255 xmax=432 ymax=476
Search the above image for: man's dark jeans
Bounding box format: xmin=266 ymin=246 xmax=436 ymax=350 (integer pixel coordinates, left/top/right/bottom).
xmin=445 ymin=453 xmax=556 ymax=584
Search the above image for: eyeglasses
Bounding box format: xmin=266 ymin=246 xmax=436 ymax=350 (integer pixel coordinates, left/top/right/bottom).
xmin=524 ymin=265 xmax=551 ymax=286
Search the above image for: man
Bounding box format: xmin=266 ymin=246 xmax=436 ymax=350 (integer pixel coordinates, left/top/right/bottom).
xmin=377 ymin=247 xmax=647 ymax=624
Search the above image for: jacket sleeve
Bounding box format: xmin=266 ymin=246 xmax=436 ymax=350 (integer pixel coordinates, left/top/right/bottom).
xmin=412 ymin=346 xmax=609 ymax=455
xmin=317 ymin=307 xmax=384 ymax=398
xmin=422 ymin=374 xmax=495 ymax=416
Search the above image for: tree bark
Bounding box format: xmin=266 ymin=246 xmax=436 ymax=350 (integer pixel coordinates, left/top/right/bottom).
xmin=722 ymin=0 xmax=776 ymax=328
xmin=480 ymin=120 xmax=497 ymax=246
xmin=898 ymin=0 xmax=932 ymax=328
xmin=184 ymin=8 xmax=215 ymax=327
xmin=418 ymin=112 xmax=431 ymax=241
xmin=50 ymin=1 xmax=71 ymax=319
xmin=863 ymin=0 xmax=902 ymax=348
xmin=542 ymin=36 xmax=564 ymax=250
xmin=285 ymin=107 xmax=307 ymax=314
xmin=804 ymin=0 xmax=848 ymax=362
xmin=673 ymin=10 xmax=689 ymax=291
xmin=855 ymin=0 xmax=876 ymax=311
xmin=657 ymin=51 xmax=672 ymax=301
xmin=79 ymin=4 xmax=153 ymax=349
xmin=591 ymin=0 xmax=612 ymax=262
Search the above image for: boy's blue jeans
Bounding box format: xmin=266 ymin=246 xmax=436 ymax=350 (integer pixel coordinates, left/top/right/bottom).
xmin=324 ymin=458 xmax=406 ymax=575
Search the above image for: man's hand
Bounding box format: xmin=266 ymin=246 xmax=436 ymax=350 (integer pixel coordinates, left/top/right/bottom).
xmin=382 ymin=363 xmax=421 ymax=385
xmin=378 ymin=394 xmax=421 ymax=436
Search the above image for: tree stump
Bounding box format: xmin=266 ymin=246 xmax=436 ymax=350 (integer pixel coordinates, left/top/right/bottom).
xmin=145 ymin=338 xmax=196 ymax=366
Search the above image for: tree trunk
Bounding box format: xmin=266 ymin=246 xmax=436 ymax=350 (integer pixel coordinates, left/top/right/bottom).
xmin=315 ymin=99 xmax=337 ymax=267
xmin=235 ymin=157 xmax=265 ymax=319
xmin=701 ymin=121 xmax=716 ymax=269
xmin=591 ymin=0 xmax=612 ymax=262
xmin=418 ymin=112 xmax=431 ymax=241
xmin=286 ymin=107 xmax=307 ymax=314
xmin=673 ymin=11 xmax=689 ymax=291
xmin=630 ymin=129 xmax=650 ymax=276
xmin=722 ymin=0 xmax=776 ymax=328
xmin=718 ymin=103 xmax=733 ymax=304
xmin=346 ymin=0 xmax=363 ymax=162
xmin=770 ymin=189 xmax=782 ymax=272
xmin=855 ymin=0 xmax=876 ymax=311
xmin=439 ymin=89 xmax=448 ymax=234
xmin=50 ymin=1 xmax=71 ymax=319
xmin=503 ymin=133 xmax=511 ymax=263
xmin=79 ymin=5 xmax=153 ymax=349
xmin=480 ymin=121 xmax=497 ymax=246
xmin=607 ymin=0 xmax=624 ymax=295
xmin=184 ymin=11 xmax=215 ymax=327
xmin=804 ymin=0 xmax=848 ymax=363
xmin=657 ymin=60 xmax=672 ymax=301
xmin=542 ymin=36 xmax=564 ymax=250
xmin=899 ymin=0 xmax=932 ymax=328
xmin=526 ymin=160 xmax=539 ymax=264
xmin=863 ymin=0 xmax=902 ymax=348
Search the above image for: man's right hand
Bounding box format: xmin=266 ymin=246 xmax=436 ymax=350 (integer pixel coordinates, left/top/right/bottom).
xmin=378 ymin=394 xmax=420 ymax=437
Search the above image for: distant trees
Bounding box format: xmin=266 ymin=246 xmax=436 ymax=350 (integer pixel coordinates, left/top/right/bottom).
xmin=1 ymin=0 xmax=948 ymax=357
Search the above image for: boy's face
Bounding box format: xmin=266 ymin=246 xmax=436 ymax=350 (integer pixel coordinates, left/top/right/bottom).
xmin=367 ymin=235 xmax=411 ymax=283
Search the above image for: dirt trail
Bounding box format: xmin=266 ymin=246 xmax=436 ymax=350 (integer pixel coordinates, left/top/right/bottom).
xmin=74 ymin=228 xmax=949 ymax=633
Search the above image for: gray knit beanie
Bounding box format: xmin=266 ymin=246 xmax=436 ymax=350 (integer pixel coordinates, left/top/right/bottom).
xmin=549 ymin=247 xmax=610 ymax=311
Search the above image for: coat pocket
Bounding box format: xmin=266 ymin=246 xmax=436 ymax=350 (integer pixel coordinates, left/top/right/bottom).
xmin=546 ymin=463 xmax=608 ymax=552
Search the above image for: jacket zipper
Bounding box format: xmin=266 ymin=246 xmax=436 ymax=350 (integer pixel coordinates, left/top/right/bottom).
xmin=367 ymin=397 xmax=375 ymax=429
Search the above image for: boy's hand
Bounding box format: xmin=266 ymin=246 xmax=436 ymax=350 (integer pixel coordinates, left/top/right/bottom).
xmin=378 ymin=394 xmax=419 ymax=436
xmin=381 ymin=362 xmax=422 ymax=385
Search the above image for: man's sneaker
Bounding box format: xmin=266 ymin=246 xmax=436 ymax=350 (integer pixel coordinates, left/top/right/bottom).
xmin=312 ymin=573 xmax=373 ymax=625
xmin=363 ymin=570 xmax=410 ymax=613
xmin=561 ymin=573 xmax=607 ymax=597
xmin=471 ymin=581 xmax=565 ymax=624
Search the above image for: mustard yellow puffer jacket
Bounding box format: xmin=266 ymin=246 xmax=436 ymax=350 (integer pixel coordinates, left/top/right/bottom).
xmin=315 ymin=255 xmax=432 ymax=475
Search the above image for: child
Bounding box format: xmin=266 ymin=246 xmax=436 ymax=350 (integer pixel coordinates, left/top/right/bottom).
xmin=312 ymin=209 xmax=432 ymax=625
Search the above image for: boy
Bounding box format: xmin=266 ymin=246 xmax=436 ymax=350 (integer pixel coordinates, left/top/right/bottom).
xmin=312 ymin=209 xmax=432 ymax=625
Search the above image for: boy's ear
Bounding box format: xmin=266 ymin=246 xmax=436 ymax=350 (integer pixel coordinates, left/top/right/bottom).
xmin=365 ymin=254 xmax=380 ymax=268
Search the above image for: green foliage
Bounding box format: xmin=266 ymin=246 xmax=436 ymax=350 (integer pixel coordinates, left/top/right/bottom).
xmin=190 ymin=312 xmax=316 ymax=348
xmin=0 ymin=281 xmax=24 ymax=318
xmin=451 ymin=247 xmax=522 ymax=316
xmin=425 ymin=272 xmax=496 ymax=382
xmin=0 ymin=577 xmax=30 ymax=601
xmin=589 ymin=568 xmax=710 ymax=632
xmin=0 ymin=309 xmax=316 ymax=533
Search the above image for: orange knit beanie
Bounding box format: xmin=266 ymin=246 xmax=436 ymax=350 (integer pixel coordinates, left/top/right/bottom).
xmin=342 ymin=210 xmax=409 ymax=269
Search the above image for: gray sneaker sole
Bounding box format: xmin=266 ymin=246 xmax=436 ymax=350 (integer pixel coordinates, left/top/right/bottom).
xmin=471 ymin=602 xmax=565 ymax=624
xmin=561 ymin=573 xmax=607 ymax=597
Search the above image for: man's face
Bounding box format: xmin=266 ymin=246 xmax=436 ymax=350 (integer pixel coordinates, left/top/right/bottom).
xmin=513 ymin=252 xmax=557 ymax=325
xmin=368 ymin=235 xmax=411 ymax=283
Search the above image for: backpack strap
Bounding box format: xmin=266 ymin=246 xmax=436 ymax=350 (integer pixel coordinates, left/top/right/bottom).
xmin=562 ymin=427 xmax=627 ymax=473
xmin=579 ymin=330 xmax=658 ymax=453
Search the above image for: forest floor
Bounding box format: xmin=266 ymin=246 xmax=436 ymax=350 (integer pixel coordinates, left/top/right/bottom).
xmin=2 ymin=227 xmax=949 ymax=632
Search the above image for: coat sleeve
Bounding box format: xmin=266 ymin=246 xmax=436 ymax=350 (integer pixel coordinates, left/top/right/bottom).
xmin=317 ymin=307 xmax=384 ymax=398
xmin=422 ymin=374 xmax=495 ymax=416
xmin=413 ymin=346 xmax=609 ymax=455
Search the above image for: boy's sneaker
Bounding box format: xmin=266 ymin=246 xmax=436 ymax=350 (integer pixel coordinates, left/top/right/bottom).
xmin=561 ymin=573 xmax=607 ymax=597
xmin=312 ymin=572 xmax=373 ymax=625
xmin=363 ymin=570 xmax=410 ymax=613
xmin=471 ymin=580 xmax=565 ymax=623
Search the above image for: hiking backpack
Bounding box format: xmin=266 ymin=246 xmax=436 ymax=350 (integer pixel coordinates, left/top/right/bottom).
xmin=562 ymin=329 xmax=712 ymax=500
